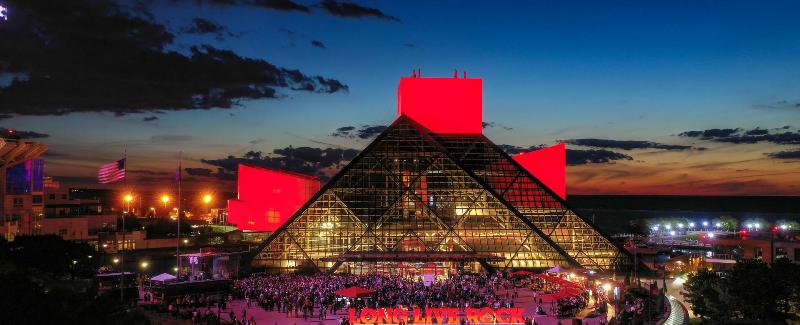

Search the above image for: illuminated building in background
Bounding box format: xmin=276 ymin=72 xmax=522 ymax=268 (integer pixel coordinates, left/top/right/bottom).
xmin=253 ymin=74 xmax=632 ymax=274
xmin=0 ymin=137 xmax=48 ymax=240
xmin=228 ymin=165 xmax=321 ymax=232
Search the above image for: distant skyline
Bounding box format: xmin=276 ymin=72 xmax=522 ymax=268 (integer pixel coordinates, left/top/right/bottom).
xmin=1 ymin=0 xmax=799 ymax=195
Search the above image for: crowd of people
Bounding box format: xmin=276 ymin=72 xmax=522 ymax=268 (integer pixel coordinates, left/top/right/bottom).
xmin=232 ymin=272 xmax=520 ymax=322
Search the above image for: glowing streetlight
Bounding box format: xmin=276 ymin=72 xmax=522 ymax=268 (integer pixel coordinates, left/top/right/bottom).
xmin=708 ymin=233 xmax=715 ymax=238
xmin=754 ymin=223 xmax=761 ymax=229
xmin=112 ymin=258 xmax=119 ymax=264
xmin=669 ymin=230 xmax=676 ymax=236
xmin=677 ymin=223 xmax=684 ymax=228
xmin=688 ymin=222 xmax=695 ymax=228
xmin=702 ymin=221 xmax=708 ymax=227
xmin=183 ymin=239 xmax=188 ymax=244
xmin=665 ymin=224 xmax=672 ymax=230
xmin=202 ymin=194 xmax=213 ymax=205
xmin=140 ymin=261 xmax=149 ymax=268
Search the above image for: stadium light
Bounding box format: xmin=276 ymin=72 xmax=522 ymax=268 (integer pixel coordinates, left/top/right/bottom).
xmin=702 ymin=221 xmax=709 ymax=227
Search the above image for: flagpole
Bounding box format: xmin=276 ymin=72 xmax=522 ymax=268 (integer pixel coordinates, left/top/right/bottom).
xmin=176 ymin=151 xmax=182 ymax=279
xmin=121 ymin=149 xmax=127 ymax=304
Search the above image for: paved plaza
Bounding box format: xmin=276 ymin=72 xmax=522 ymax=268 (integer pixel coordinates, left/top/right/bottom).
xmin=205 ymin=287 xmax=611 ymax=325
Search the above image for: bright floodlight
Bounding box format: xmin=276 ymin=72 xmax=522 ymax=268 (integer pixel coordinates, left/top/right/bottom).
xmin=124 ymin=194 xmax=134 ymax=202
xmin=708 ymin=233 xmax=715 ymax=238
xmin=669 ymin=230 xmax=676 ymax=236
xmin=161 ymin=195 xmax=170 ymax=204
xmin=677 ymin=223 xmax=684 ymax=228
xmin=780 ymin=225 xmax=788 ymax=230
xmin=715 ymin=222 xmax=721 ymax=227
xmin=0 ymin=5 xmax=7 ymax=21
xmin=754 ymin=223 xmax=761 ymax=229
xmin=651 ymin=225 xmax=659 ymax=231
xmin=702 ymin=221 xmax=708 ymax=226
xmin=202 ymin=194 xmax=213 ymax=204
xmin=689 ymin=222 xmax=695 ymax=227
xmin=140 ymin=261 xmax=149 ymax=268
xmin=665 ymin=224 xmax=672 ymax=230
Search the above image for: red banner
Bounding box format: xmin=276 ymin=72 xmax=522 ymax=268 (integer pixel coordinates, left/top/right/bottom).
xmin=348 ymin=307 xmax=525 ymax=324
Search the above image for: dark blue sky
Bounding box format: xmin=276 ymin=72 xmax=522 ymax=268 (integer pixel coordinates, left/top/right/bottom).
xmin=3 ymin=0 xmax=799 ymax=194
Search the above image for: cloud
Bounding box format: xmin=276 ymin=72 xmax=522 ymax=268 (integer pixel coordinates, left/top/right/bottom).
xmin=754 ymin=100 xmax=800 ymax=111
xmin=310 ymin=40 xmax=326 ymax=48
xmin=202 ymin=146 xmax=359 ymax=180
xmin=566 ymin=149 xmax=633 ymax=165
xmin=150 ymin=135 xmax=195 ymax=142
xmin=766 ymin=149 xmax=800 ymax=160
xmin=0 ymin=0 xmax=347 ymax=116
xmin=181 ymin=18 xmax=241 ymax=40
xmin=0 ymin=127 xmax=50 ymax=139
xmin=482 ymin=122 xmax=513 ymax=131
xmin=143 ymin=116 xmax=159 ymax=122
xmin=319 ymin=0 xmax=399 ymax=21
xmin=564 ymin=138 xmax=691 ymax=151
xmin=679 ymin=127 xmax=800 ymax=145
xmin=251 ymin=0 xmax=310 ymax=12
xmin=499 ymin=144 xmax=633 ymax=165
xmin=330 ymin=125 xmax=387 ymax=139
xmin=678 ymin=128 xmax=740 ymax=138
xmin=191 ymin=0 xmax=310 ymax=13
xmin=184 ymin=167 xmax=214 ymax=176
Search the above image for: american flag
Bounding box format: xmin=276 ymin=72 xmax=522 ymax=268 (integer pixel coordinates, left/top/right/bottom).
xmin=98 ymin=158 xmax=126 ymax=184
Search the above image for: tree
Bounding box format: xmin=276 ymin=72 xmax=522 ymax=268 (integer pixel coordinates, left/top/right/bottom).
xmin=3 ymin=235 xmax=102 ymax=279
xmin=712 ymin=215 xmax=738 ymax=231
xmin=683 ymin=269 xmax=727 ymax=323
xmin=770 ymin=258 xmax=800 ymax=315
xmin=725 ymin=259 xmax=777 ymax=321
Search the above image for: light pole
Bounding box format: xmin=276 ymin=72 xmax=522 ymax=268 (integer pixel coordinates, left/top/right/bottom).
xmin=121 ymin=193 xmax=134 ymax=303
xmin=202 ymin=193 xmax=213 ymax=220
xmin=161 ymin=195 xmax=170 ymax=216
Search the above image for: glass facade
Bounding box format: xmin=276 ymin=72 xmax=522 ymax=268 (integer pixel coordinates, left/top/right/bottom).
xmin=254 ymin=117 xmax=632 ymax=273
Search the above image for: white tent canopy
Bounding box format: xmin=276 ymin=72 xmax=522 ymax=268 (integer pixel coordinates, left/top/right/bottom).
xmin=546 ymin=265 xmax=569 ymax=273
xmin=151 ymin=273 xmax=177 ymax=282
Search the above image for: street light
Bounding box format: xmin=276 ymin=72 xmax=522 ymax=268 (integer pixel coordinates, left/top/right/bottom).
xmin=140 ymin=261 xmax=149 ymax=268
xmin=112 ymin=258 xmax=119 ymax=264
xmin=202 ymin=194 xmax=213 ymax=204
xmin=702 ymin=221 xmax=709 ymax=227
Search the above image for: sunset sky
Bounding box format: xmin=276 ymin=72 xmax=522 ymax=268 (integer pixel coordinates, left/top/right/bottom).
xmin=1 ymin=0 xmax=799 ymax=195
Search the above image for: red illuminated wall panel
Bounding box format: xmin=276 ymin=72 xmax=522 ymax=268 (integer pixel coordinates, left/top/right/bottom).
xmin=398 ymin=77 xmax=483 ymax=134
xmin=228 ymin=164 xmax=321 ymax=232
xmin=513 ymin=143 xmax=566 ymax=199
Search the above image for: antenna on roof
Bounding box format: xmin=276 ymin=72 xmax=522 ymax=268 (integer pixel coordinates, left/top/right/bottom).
xmin=454 ymin=69 xmax=458 ymax=78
